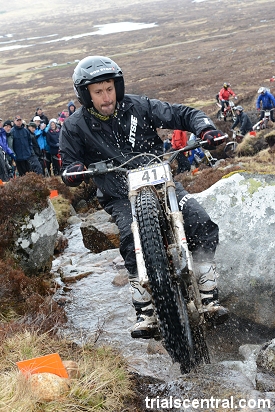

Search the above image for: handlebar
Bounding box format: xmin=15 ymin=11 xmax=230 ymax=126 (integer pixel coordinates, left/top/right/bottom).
xmin=62 ymin=135 xmax=228 ymax=178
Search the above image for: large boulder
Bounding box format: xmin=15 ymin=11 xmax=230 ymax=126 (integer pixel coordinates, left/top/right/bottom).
xmin=13 ymin=200 xmax=59 ymax=275
xmin=193 ymin=172 xmax=275 ymax=327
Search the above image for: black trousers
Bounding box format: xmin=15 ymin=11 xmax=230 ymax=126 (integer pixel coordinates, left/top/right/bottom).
xmin=104 ymin=182 xmax=219 ymax=276
xmin=16 ymin=160 xmax=31 ymax=176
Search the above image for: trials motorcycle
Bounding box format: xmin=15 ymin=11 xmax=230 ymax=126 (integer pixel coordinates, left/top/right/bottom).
xmin=253 ymin=108 xmax=274 ymax=131
xmin=63 ymin=136 xmax=225 ymax=374
xmin=216 ymin=96 xmax=238 ymax=122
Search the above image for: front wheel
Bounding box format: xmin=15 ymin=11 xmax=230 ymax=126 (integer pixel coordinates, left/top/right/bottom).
xmin=224 ymin=141 xmax=238 ymax=158
xmin=135 ymin=187 xmax=208 ymax=373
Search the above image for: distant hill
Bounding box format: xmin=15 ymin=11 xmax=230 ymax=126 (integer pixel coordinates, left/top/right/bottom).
xmin=1 ymin=0 xmax=274 ymax=122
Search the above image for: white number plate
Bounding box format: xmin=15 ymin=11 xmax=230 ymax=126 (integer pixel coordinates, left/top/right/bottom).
xmin=128 ymin=163 xmax=172 ymax=191
xmin=265 ymin=111 xmax=270 ymax=116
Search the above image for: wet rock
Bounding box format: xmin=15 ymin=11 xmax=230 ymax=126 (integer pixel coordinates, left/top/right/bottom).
xmin=67 ymin=215 xmax=82 ymax=224
xmin=59 ymin=264 xmax=104 ymax=283
xmin=113 ymin=255 xmax=126 ymax=269
xmin=112 ymin=269 xmax=129 ymax=286
xmin=256 ymin=338 xmax=275 ymax=375
xmin=147 ymin=340 xmax=168 ymax=355
xmin=256 ymin=371 xmax=275 ymax=392
xmin=54 ymin=231 xmax=68 ymax=253
xmin=143 ymin=363 xmax=274 ymax=412
xmin=80 ymin=210 xmax=120 ymax=253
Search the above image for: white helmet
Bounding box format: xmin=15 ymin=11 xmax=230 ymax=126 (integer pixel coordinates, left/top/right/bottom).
xmin=257 ymin=87 xmax=266 ymax=94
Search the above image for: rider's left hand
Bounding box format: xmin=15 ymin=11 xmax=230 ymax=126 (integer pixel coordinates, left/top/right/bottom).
xmin=201 ymin=130 xmax=226 ymax=149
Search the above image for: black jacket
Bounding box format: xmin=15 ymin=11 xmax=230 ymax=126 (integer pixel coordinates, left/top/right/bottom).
xmin=60 ymin=94 xmax=216 ymax=202
xmin=232 ymin=112 xmax=253 ymax=135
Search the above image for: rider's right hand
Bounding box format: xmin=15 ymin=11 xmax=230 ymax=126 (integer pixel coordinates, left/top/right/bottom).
xmin=63 ymin=161 xmax=88 ymax=187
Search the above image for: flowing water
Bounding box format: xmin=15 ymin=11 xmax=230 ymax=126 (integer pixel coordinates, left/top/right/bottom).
xmin=52 ymin=220 xmax=179 ymax=381
xmin=52 ymin=219 xmax=275 ymax=387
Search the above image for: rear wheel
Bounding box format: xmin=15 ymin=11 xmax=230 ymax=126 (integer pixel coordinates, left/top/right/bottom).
xmin=217 ymin=110 xmax=225 ymax=121
xmin=135 ymin=187 xmax=209 ymax=373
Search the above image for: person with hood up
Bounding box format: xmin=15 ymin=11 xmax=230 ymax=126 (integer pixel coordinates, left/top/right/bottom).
xmin=67 ymin=101 xmax=76 ymax=116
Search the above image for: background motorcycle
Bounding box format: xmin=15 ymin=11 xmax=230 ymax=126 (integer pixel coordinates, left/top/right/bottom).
xmin=63 ymin=137 xmax=226 ymax=374
xmin=253 ymin=108 xmax=274 ymax=131
xmin=216 ymin=95 xmax=238 ymax=122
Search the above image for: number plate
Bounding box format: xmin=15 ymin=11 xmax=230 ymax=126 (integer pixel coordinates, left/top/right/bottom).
xmin=128 ymin=163 xmax=172 ymax=191
xmin=265 ymin=111 xmax=270 ymax=117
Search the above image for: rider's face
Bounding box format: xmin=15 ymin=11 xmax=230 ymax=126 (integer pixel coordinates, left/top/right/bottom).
xmin=88 ymin=79 xmax=116 ymax=116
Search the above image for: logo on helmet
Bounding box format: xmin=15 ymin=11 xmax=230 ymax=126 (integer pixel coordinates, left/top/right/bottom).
xmin=89 ymin=67 xmax=116 ymax=76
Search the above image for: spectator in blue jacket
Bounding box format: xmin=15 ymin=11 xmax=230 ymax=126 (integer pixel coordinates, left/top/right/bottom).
xmin=33 ymin=116 xmax=51 ymax=176
xmin=10 ymin=115 xmax=32 ymax=176
xmin=256 ymin=87 xmax=275 ymax=122
xmin=46 ymin=118 xmax=61 ymax=175
xmin=0 ymin=118 xmax=16 ymax=161
xmin=0 ymin=118 xmax=16 ymax=181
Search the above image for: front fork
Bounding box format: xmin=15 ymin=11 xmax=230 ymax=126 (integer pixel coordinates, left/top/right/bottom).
xmin=129 ymin=191 xmax=149 ymax=288
xmin=129 ymin=184 xmax=203 ymax=316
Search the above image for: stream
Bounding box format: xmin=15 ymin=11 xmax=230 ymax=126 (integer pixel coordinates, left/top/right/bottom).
xmin=51 ymin=219 xmax=275 ymax=410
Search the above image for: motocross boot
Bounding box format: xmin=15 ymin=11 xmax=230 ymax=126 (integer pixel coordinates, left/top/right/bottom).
xmin=197 ymin=263 xmax=229 ymax=325
xmin=129 ymin=277 xmax=159 ymax=339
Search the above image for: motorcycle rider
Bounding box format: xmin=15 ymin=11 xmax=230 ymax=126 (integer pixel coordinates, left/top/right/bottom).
xmin=218 ymin=82 xmax=237 ymax=116
xmin=256 ymin=87 xmax=275 ymax=123
xmin=231 ymin=105 xmax=253 ymax=136
xmin=60 ymin=55 xmax=229 ymax=339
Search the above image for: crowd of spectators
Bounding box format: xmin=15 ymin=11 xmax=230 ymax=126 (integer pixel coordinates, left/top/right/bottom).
xmin=0 ymin=101 xmax=77 ymax=182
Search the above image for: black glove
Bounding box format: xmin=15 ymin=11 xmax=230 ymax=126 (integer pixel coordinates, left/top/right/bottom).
xmin=63 ymin=161 xmax=87 ymax=187
xmin=201 ymin=129 xmax=226 ymax=149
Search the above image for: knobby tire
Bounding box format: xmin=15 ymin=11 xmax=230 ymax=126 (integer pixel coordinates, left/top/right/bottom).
xmin=135 ymin=187 xmax=203 ymax=373
xmin=224 ymin=142 xmax=238 ymax=158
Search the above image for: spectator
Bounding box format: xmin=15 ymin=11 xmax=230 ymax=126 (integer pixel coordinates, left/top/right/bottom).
xmin=58 ymin=109 xmax=69 ymax=126
xmin=231 ymin=106 xmax=253 ymax=136
xmin=256 ymin=87 xmax=275 ymax=123
xmin=10 ymin=115 xmax=32 ymax=176
xmin=32 ymin=107 xmax=49 ymax=125
xmin=46 ymin=118 xmax=61 ymax=175
xmin=218 ymin=82 xmax=237 ymax=115
xmin=0 ymin=118 xmax=16 ymax=181
xmin=163 ymin=133 xmax=172 ymax=153
xmin=33 ymin=116 xmax=51 ymax=176
xmin=67 ymin=101 xmax=76 ymax=116
xmin=26 ymin=122 xmax=43 ymax=175
xmin=171 ymin=130 xmax=191 ymax=174
xmin=3 ymin=120 xmax=14 ymax=158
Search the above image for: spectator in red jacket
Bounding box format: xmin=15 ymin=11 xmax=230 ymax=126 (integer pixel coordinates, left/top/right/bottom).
xmin=171 ymin=130 xmax=191 ymax=174
xmin=218 ymin=83 xmax=237 ymax=114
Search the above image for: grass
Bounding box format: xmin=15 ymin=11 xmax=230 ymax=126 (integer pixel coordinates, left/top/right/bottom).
xmin=0 ymin=330 xmax=134 ymax=411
